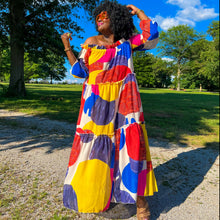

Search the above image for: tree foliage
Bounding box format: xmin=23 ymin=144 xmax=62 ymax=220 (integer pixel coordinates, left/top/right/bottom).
xmin=38 ymin=51 xmax=66 ymax=84
xmin=133 ymin=52 xmax=172 ymax=88
xmin=0 ymin=0 xmax=100 ymax=96
xmin=152 ymin=57 xmax=173 ymax=88
xmin=158 ymin=25 xmax=201 ymax=90
xmin=198 ymin=20 xmax=219 ymax=89
xmin=180 ymin=21 xmax=219 ymax=90
xmin=133 ymin=52 xmax=155 ymax=87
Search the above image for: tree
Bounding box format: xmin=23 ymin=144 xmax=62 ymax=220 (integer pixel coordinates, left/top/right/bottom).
xmin=23 ymin=53 xmax=42 ymax=83
xmin=133 ymin=51 xmax=155 ymax=87
xmin=181 ymin=39 xmax=210 ymax=90
xmin=38 ymin=51 xmax=66 ymax=84
xmin=158 ymin=25 xmax=200 ymax=91
xmin=152 ymin=57 xmax=173 ymax=88
xmin=0 ymin=0 xmax=100 ymax=96
xmin=0 ymin=48 xmax=10 ymax=81
xmin=198 ymin=21 xmax=219 ymax=90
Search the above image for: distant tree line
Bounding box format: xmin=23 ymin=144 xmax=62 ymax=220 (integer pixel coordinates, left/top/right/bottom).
xmin=0 ymin=0 xmax=219 ymax=96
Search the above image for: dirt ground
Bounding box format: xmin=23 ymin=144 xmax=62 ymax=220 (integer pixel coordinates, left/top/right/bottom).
xmin=0 ymin=109 xmax=219 ymax=220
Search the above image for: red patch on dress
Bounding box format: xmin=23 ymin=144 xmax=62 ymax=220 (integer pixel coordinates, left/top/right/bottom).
xmin=118 ymin=81 xmax=141 ymax=116
xmin=84 ymin=48 xmax=91 ymax=70
xmin=115 ymin=129 xmax=121 ymax=161
xmin=89 ymin=62 xmax=103 ymax=72
xmin=139 ymin=112 xmax=145 ymax=122
xmin=77 ymin=97 xmax=85 ymax=125
xmin=140 ymin=20 xmax=150 ymax=31
xmin=76 ymin=128 xmax=93 ymax=134
xmin=125 ymin=123 xmax=146 ymax=161
xmin=95 ymin=65 xmax=131 ymax=83
xmin=147 ymin=161 xmax=153 ymax=171
xmin=68 ymin=134 xmax=81 ymax=167
xmin=140 ymin=20 xmax=151 ymax=41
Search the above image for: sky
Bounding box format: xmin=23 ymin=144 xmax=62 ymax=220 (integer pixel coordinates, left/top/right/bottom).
xmin=63 ymin=0 xmax=219 ymax=84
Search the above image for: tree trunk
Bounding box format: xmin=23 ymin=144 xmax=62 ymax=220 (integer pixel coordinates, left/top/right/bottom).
xmin=50 ymin=75 xmax=53 ymax=84
xmin=177 ymin=63 xmax=181 ymax=91
xmin=8 ymin=0 xmax=26 ymax=96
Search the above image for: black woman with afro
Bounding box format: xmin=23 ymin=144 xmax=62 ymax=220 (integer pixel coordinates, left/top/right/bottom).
xmin=61 ymin=1 xmax=159 ymax=219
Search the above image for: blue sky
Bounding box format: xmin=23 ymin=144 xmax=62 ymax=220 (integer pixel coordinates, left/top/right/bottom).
xmin=63 ymin=0 xmax=219 ymax=84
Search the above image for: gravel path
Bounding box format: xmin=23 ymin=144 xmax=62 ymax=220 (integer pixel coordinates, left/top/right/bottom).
xmin=0 ymin=109 xmax=219 ymax=220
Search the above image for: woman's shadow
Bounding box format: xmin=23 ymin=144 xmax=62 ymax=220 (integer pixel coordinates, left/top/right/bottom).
xmin=97 ymin=144 xmax=219 ymax=219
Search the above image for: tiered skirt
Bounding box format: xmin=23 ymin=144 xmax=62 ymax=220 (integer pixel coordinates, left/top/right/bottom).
xmin=63 ymin=72 xmax=158 ymax=213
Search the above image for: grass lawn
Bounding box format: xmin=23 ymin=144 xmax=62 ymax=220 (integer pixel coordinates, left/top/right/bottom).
xmin=0 ymin=83 xmax=219 ymax=148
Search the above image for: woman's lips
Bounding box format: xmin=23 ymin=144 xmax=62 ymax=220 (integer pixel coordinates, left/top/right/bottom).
xmin=98 ymin=22 xmax=104 ymax=26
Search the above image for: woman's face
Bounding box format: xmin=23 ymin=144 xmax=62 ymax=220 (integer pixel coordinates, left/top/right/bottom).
xmin=96 ymin=11 xmax=112 ymax=34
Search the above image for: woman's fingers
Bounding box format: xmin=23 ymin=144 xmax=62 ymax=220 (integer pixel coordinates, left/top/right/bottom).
xmin=127 ymin=4 xmax=139 ymax=15
xmin=67 ymin=33 xmax=73 ymax=40
xmin=61 ymin=32 xmax=72 ymax=40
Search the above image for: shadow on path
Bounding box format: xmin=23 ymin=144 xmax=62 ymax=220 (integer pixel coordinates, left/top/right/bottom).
xmin=97 ymin=146 xmax=218 ymax=219
xmin=148 ymin=145 xmax=218 ymax=220
xmin=0 ymin=114 xmax=75 ymax=154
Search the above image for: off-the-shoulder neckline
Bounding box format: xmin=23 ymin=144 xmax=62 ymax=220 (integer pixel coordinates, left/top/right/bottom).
xmin=80 ymin=39 xmax=126 ymax=49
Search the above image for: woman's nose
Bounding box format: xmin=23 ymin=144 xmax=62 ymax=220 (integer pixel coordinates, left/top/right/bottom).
xmin=97 ymin=17 xmax=102 ymax=22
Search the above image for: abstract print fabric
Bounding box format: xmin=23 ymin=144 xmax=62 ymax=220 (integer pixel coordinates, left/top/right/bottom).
xmin=63 ymin=19 xmax=159 ymax=213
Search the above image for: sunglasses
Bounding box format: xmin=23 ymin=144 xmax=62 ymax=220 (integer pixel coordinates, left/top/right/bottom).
xmin=96 ymin=11 xmax=109 ymax=22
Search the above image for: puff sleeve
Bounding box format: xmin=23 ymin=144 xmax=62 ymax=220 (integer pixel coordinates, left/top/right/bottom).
xmin=129 ymin=19 xmax=159 ymax=51
xmin=70 ymin=48 xmax=89 ymax=78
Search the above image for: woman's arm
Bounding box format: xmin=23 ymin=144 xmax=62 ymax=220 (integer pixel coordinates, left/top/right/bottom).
xmin=127 ymin=4 xmax=149 ymax=20
xmin=61 ymin=33 xmax=77 ymax=66
xmin=61 ymin=33 xmax=89 ymax=79
xmin=127 ymin=5 xmax=159 ymax=51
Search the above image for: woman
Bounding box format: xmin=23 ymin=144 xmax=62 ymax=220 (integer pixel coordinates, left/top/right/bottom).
xmin=61 ymin=1 xmax=159 ymax=219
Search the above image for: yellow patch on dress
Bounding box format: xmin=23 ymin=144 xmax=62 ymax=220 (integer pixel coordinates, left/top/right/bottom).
xmin=83 ymin=121 xmax=114 ymax=137
xmin=89 ymin=49 xmax=106 ymax=65
xmin=98 ymin=81 xmax=122 ymax=102
xmin=144 ymin=170 xmax=158 ymax=196
xmin=88 ymin=69 xmax=103 ymax=84
xmin=71 ymin=159 xmax=111 ymax=213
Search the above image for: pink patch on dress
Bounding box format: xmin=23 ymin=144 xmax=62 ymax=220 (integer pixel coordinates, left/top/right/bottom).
xmin=137 ymin=169 xmax=147 ymax=196
xmin=92 ymin=84 xmax=99 ymax=95
xmin=97 ymin=48 xmax=116 ymax=63
xmin=130 ymin=34 xmax=142 ymax=46
xmin=102 ymin=168 xmax=114 ymax=212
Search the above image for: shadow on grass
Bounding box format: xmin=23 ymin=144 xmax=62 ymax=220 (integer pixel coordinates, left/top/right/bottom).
xmin=0 ymin=89 xmax=83 ymax=123
xmin=1 ymin=86 xmax=219 ymax=147
xmin=96 ymin=145 xmax=219 ymax=219
xmin=140 ymin=91 xmax=219 ymax=146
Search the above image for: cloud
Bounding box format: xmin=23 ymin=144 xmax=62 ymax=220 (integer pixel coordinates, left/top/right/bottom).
xmin=155 ymin=0 xmax=219 ymax=31
xmin=162 ymin=57 xmax=174 ymax=62
xmin=177 ymin=6 xmax=219 ymax=22
xmin=155 ymin=15 xmax=181 ymax=31
xmin=166 ymin=0 xmax=201 ymax=8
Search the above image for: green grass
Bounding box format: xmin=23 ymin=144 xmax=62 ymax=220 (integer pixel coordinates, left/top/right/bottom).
xmin=0 ymin=84 xmax=219 ymax=148
xmin=139 ymin=88 xmax=219 ymax=148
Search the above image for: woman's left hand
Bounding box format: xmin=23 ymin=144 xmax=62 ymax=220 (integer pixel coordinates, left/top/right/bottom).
xmin=127 ymin=4 xmax=139 ymax=15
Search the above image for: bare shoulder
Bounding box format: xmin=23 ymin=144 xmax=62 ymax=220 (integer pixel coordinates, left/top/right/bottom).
xmin=83 ymin=36 xmax=99 ymax=45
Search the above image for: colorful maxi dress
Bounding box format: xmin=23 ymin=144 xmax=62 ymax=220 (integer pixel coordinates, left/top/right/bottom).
xmin=63 ymin=19 xmax=159 ymax=213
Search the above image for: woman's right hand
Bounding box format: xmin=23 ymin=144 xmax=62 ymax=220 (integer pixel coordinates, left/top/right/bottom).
xmin=61 ymin=33 xmax=72 ymax=49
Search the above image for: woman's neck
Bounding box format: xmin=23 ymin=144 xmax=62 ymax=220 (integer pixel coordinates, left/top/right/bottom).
xmin=102 ymin=33 xmax=115 ymax=44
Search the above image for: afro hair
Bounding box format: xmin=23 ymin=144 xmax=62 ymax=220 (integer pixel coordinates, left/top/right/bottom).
xmin=93 ymin=0 xmax=135 ymax=41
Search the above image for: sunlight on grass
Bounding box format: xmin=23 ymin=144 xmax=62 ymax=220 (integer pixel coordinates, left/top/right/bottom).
xmin=0 ymin=84 xmax=219 ymax=148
